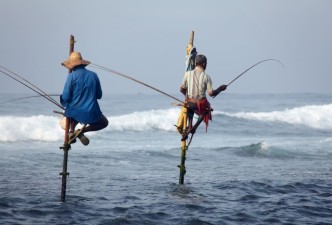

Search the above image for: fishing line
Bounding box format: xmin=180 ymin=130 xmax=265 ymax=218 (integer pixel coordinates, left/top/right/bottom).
xmin=90 ymin=63 xmax=185 ymax=104
xmin=0 ymin=66 xmax=64 ymax=109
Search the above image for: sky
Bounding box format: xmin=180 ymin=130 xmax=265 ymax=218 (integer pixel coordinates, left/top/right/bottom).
xmin=0 ymin=0 xmax=332 ymax=95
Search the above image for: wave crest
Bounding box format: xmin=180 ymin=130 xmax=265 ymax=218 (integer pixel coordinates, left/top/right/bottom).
xmin=108 ymin=108 xmax=180 ymax=132
xmin=220 ymin=104 xmax=332 ymax=130
xmin=0 ymin=115 xmax=63 ymax=142
xmin=1 ymin=104 xmax=331 ymax=142
xmin=0 ymin=109 xmax=181 ymax=142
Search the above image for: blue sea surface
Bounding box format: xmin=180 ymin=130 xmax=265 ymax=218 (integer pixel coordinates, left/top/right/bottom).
xmin=0 ymin=93 xmax=331 ymax=225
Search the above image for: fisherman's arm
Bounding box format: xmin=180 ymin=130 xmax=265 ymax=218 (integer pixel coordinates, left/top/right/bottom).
xmin=208 ymin=85 xmax=227 ymax=97
xmin=95 ymin=75 xmax=102 ymax=99
xmin=180 ymin=86 xmax=187 ymax=96
xmin=180 ymin=73 xmax=188 ymax=96
xmin=206 ymin=75 xmax=227 ymax=97
xmin=60 ymin=75 xmax=73 ymax=106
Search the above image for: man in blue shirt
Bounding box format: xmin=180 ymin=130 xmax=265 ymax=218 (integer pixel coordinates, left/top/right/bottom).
xmin=60 ymin=52 xmax=108 ymax=145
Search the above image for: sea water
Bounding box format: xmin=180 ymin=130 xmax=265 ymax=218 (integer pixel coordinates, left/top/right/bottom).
xmin=0 ymin=93 xmax=331 ymax=225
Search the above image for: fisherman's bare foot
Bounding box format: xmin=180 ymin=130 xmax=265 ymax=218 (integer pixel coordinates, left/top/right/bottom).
xmin=68 ymin=131 xmax=76 ymax=144
xmin=75 ymin=129 xmax=90 ymax=146
xmin=181 ymin=133 xmax=188 ymax=141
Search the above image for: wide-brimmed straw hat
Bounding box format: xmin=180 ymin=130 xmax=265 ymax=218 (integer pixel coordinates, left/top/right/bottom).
xmin=61 ymin=51 xmax=90 ymax=70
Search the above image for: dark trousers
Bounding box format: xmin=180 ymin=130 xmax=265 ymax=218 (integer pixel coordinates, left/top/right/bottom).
xmin=70 ymin=114 xmax=109 ymax=133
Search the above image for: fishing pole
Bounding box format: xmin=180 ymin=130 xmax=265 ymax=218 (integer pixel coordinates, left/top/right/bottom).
xmin=227 ymin=59 xmax=284 ymax=86
xmin=213 ymin=58 xmax=284 ymax=98
xmin=0 ymin=94 xmax=60 ymax=105
xmin=90 ymin=63 xmax=185 ymax=104
xmin=0 ymin=65 xmax=62 ymax=108
xmin=0 ymin=66 xmax=64 ymax=109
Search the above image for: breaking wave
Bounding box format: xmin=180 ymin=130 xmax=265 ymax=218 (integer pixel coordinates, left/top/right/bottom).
xmin=0 ymin=109 xmax=181 ymax=142
xmin=0 ymin=115 xmax=63 ymax=142
xmin=108 ymin=108 xmax=180 ymax=132
xmin=219 ymin=104 xmax=332 ymax=130
xmin=0 ymin=103 xmax=331 ymax=142
xmin=232 ymin=142 xmax=300 ymax=159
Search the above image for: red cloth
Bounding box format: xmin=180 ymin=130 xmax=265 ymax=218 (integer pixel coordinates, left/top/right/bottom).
xmin=197 ymin=98 xmax=212 ymax=132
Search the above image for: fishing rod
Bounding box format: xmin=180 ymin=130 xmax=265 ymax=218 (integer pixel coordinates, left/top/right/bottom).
xmin=213 ymin=58 xmax=284 ymax=98
xmin=90 ymin=63 xmax=185 ymax=104
xmin=0 ymin=65 xmax=64 ymax=109
xmin=227 ymin=58 xmax=284 ymax=86
xmin=0 ymin=94 xmax=60 ymax=105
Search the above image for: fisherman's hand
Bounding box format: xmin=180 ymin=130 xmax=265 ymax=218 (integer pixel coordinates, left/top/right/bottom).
xmin=211 ymin=85 xmax=228 ymax=98
xmin=219 ymin=84 xmax=227 ymax=92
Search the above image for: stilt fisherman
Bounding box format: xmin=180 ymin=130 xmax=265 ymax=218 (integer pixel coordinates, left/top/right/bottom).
xmin=180 ymin=54 xmax=227 ymax=141
xmin=60 ymin=52 xmax=108 ymax=145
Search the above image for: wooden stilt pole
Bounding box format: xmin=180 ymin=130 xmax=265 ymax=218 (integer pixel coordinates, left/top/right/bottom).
xmin=189 ymin=31 xmax=194 ymax=46
xmin=178 ymin=31 xmax=194 ymax=184
xmin=60 ymin=35 xmax=75 ymax=202
xmin=179 ymin=107 xmax=188 ymax=185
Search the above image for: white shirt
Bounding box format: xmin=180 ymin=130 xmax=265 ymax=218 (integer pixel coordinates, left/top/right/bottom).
xmin=181 ymin=67 xmax=213 ymax=99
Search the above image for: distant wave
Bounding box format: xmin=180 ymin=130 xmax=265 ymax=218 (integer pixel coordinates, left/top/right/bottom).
xmin=218 ymin=104 xmax=332 ymax=130
xmin=231 ymin=141 xmax=327 ymax=159
xmin=232 ymin=142 xmax=295 ymax=159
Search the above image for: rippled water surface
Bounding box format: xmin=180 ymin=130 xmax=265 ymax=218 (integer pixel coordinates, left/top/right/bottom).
xmin=1 ymin=93 xmax=332 ymax=224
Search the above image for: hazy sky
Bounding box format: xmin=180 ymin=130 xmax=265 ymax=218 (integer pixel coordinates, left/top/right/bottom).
xmin=0 ymin=0 xmax=331 ymax=95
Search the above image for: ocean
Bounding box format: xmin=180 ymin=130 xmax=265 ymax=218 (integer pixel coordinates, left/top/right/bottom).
xmin=0 ymin=93 xmax=331 ymax=225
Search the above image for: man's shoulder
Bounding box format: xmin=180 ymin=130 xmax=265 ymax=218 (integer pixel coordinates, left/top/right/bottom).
xmin=82 ymin=68 xmax=100 ymax=79
xmin=184 ymin=69 xmax=196 ymax=75
xmin=184 ymin=70 xmax=192 ymax=75
xmin=200 ymin=69 xmax=210 ymax=77
xmin=70 ymin=68 xmax=99 ymax=79
xmin=84 ymin=68 xmax=97 ymax=75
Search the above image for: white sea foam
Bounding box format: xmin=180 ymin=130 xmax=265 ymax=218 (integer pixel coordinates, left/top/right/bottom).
xmin=0 ymin=104 xmax=331 ymax=142
xmin=221 ymin=104 xmax=332 ymax=130
xmin=0 ymin=115 xmax=64 ymax=142
xmin=0 ymin=109 xmax=182 ymax=142
xmin=108 ymin=108 xmax=180 ymax=132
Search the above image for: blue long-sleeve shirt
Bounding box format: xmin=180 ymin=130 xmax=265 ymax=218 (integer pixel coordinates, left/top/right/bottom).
xmin=60 ymin=66 xmax=103 ymax=124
